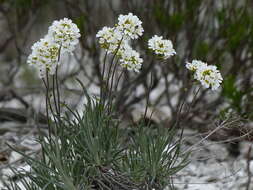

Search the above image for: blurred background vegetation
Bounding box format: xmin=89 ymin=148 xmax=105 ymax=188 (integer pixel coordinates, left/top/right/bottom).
xmin=0 ymin=0 xmax=252 ymax=139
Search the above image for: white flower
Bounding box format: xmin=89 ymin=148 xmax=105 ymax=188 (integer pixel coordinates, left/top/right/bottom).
xmin=116 ymin=42 xmax=132 ymax=57
xmin=148 ymin=35 xmax=176 ymax=59
xmin=27 ymin=18 xmax=80 ymax=78
xmin=96 ymin=26 xmax=126 ymax=53
xmin=119 ymin=47 xmax=143 ymax=72
xmin=27 ymin=37 xmax=60 ymax=78
xmin=195 ymin=65 xmax=223 ymax=90
xmin=186 ymin=60 xmax=223 ymax=90
xmin=47 ymin=18 xmax=80 ymax=53
xmin=186 ymin=60 xmax=207 ymax=72
xmin=96 ymin=13 xmax=144 ymax=73
xmin=117 ymin=13 xmax=144 ymax=39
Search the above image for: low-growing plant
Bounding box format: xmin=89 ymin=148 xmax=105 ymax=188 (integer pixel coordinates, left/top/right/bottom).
xmin=3 ymin=13 xmax=224 ymax=190
xmin=121 ymin=124 xmax=189 ymax=189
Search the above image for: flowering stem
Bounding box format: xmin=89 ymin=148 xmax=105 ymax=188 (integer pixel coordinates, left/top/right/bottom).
xmin=188 ymin=87 xmax=201 ymax=113
xmin=105 ymin=57 xmax=114 ymax=101
xmin=178 ymin=86 xmax=201 ymax=141
xmin=53 ymin=74 xmax=59 ymax=115
xmin=45 ymin=72 xmax=55 ymax=117
xmin=42 ymin=78 xmax=51 ymax=140
xmin=108 ymin=58 xmax=119 ymax=113
xmin=46 ymin=71 xmax=60 ymax=136
xmin=144 ymin=71 xmax=153 ymax=120
xmin=114 ymin=68 xmax=125 ymax=93
xmin=105 ymin=37 xmax=124 ymax=103
xmin=101 ymin=50 xmax=108 ymax=103
xmin=110 ymin=58 xmax=119 ymax=88
xmin=55 ymin=65 xmax=61 ymax=119
xmin=55 ymin=45 xmax=62 ymax=120
xmin=102 ymin=50 xmax=108 ymax=81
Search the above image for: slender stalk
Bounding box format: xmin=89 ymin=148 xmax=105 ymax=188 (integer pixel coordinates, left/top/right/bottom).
xmin=114 ymin=68 xmax=125 ymax=93
xmin=105 ymin=55 xmax=116 ymax=96
xmin=42 ymin=78 xmax=51 ymax=139
xmin=46 ymin=71 xmax=55 ymax=117
xmin=101 ymin=50 xmax=108 ymax=103
xmin=105 ymin=37 xmax=124 ymax=104
xmin=52 ymin=74 xmax=59 ymax=115
xmin=55 ymin=45 xmax=62 ymax=121
xmin=102 ymin=50 xmax=108 ymax=81
xmin=178 ymin=87 xmax=201 ymax=141
xmin=108 ymin=58 xmax=119 ymax=113
xmin=109 ymin=58 xmax=119 ymax=96
xmin=144 ymin=71 xmax=153 ymax=120
xmin=110 ymin=58 xmax=119 ymax=92
xmin=45 ymin=71 xmax=59 ymax=135
xmin=55 ymin=65 xmax=61 ymax=118
xmin=174 ymin=98 xmax=186 ymax=130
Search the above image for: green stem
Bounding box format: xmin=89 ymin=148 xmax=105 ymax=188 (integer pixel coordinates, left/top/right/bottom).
xmin=42 ymin=78 xmax=51 ymax=140
xmin=105 ymin=37 xmax=124 ymax=107
xmin=55 ymin=65 xmax=61 ymax=118
xmin=178 ymin=86 xmax=201 ymax=141
xmin=114 ymin=68 xmax=125 ymax=93
xmin=144 ymin=71 xmax=153 ymax=121
xmin=55 ymin=45 xmax=62 ymax=120
xmin=46 ymin=71 xmax=59 ymax=135
xmin=101 ymin=50 xmax=108 ymax=104
xmin=108 ymin=58 xmax=119 ymax=113
xmin=52 ymin=74 xmax=59 ymax=115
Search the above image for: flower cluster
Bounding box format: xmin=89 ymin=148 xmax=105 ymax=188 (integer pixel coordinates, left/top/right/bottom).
xmin=27 ymin=18 xmax=80 ymax=78
xmin=27 ymin=38 xmax=59 ymax=78
xmin=117 ymin=12 xmax=144 ymax=39
xmin=96 ymin=27 xmax=123 ymax=53
xmin=96 ymin=13 xmax=223 ymax=92
xmin=119 ymin=47 xmax=143 ymax=72
xmin=186 ymin=59 xmax=207 ymax=72
xmin=96 ymin=13 xmax=144 ymax=72
xmin=148 ymin=35 xmax=176 ymax=59
xmin=186 ymin=60 xmax=223 ymax=90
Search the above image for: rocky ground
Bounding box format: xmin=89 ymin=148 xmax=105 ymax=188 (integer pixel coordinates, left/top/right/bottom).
xmin=0 ymin=121 xmax=252 ymax=190
xmin=174 ymin=130 xmax=253 ymax=190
